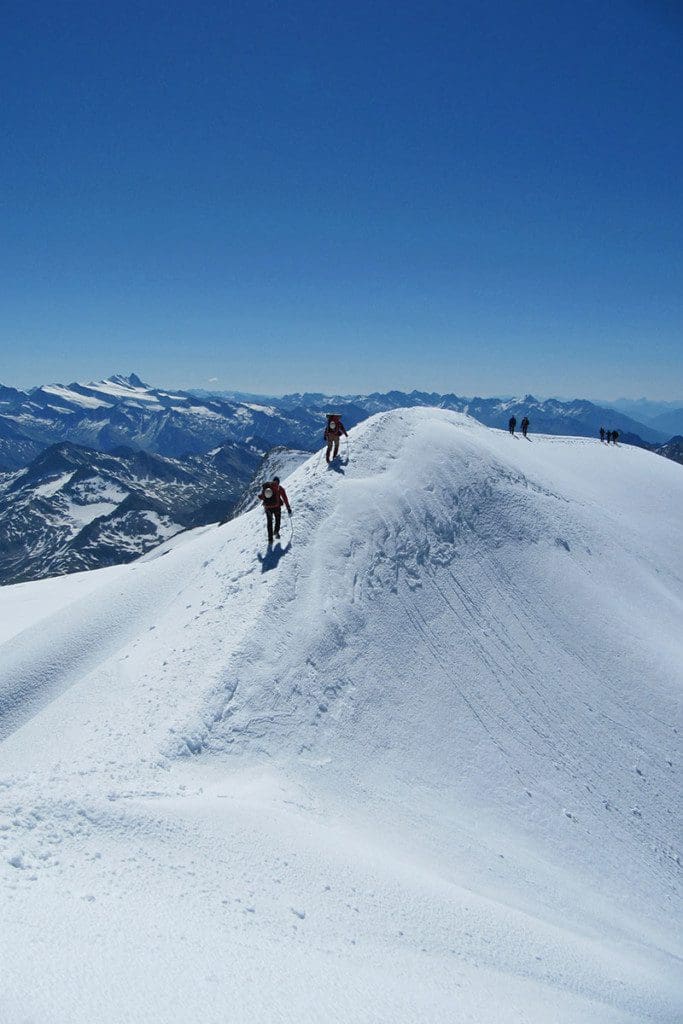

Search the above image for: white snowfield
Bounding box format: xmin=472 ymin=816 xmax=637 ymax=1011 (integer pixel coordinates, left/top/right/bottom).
xmin=0 ymin=408 xmax=681 ymax=1024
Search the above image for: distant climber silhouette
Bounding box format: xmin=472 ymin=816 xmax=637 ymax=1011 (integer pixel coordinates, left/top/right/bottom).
xmin=508 ymin=416 xmax=517 ymax=435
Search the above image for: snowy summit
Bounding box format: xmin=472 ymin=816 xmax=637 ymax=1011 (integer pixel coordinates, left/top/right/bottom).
xmin=1 ymin=408 xmax=681 ymax=1023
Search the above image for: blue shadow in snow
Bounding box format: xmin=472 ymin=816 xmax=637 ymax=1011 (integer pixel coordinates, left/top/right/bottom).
xmin=258 ymin=540 xmax=292 ymax=573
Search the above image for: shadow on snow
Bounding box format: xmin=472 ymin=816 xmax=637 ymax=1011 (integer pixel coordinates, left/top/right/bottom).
xmin=257 ymin=540 xmax=292 ymax=573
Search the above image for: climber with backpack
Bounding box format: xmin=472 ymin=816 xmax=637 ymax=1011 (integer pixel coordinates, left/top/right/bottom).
xmin=324 ymin=413 xmax=348 ymax=463
xmin=258 ymin=476 xmax=292 ymax=545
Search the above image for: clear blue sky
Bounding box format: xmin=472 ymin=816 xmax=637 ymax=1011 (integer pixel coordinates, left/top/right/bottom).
xmin=1 ymin=0 xmax=681 ymax=399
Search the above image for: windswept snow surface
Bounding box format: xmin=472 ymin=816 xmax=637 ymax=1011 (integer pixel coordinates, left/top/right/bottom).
xmin=0 ymin=409 xmax=681 ymax=1024
xmin=0 ymin=564 xmax=131 ymax=645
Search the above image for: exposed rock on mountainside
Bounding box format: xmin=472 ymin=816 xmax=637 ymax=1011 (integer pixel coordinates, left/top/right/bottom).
xmin=0 ymin=374 xmax=323 ymax=463
xmin=0 ymin=416 xmax=43 ymax=471
xmin=0 ymin=439 xmax=261 ymax=583
xmin=656 ymin=435 xmax=683 ymax=465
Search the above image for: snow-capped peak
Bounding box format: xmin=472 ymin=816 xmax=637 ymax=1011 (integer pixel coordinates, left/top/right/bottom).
xmin=104 ymin=373 xmax=149 ymax=389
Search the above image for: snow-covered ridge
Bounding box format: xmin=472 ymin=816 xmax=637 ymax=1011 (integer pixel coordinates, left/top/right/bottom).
xmin=1 ymin=408 xmax=681 ymax=1023
xmin=42 ymin=384 xmax=113 ymax=409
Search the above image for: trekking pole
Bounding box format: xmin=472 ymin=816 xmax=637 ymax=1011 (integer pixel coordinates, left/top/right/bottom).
xmin=344 ymin=435 xmax=350 ymax=462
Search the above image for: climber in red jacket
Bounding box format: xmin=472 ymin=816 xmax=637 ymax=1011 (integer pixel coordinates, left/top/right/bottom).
xmin=258 ymin=476 xmax=291 ymax=544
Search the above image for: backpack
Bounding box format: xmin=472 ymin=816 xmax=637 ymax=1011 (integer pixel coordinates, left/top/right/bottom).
xmin=327 ymin=414 xmax=339 ymax=433
xmin=262 ymin=482 xmax=277 ymax=504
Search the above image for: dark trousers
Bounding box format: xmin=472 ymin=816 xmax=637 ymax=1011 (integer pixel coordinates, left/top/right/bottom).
xmin=265 ymin=507 xmax=281 ymax=542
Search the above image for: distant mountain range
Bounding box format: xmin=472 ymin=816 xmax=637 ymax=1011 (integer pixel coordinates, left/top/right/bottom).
xmin=0 ymin=438 xmax=261 ymax=584
xmin=0 ymin=374 xmax=680 ymax=585
xmin=603 ymin=398 xmax=683 ymax=436
xmin=0 ymin=374 xmax=323 ymax=470
xmin=270 ymin=389 xmax=671 ymax=444
xmin=0 ymin=374 xmax=675 ymax=475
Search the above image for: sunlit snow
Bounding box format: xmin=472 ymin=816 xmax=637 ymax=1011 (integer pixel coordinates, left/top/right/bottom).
xmin=0 ymin=409 xmax=680 ymax=1024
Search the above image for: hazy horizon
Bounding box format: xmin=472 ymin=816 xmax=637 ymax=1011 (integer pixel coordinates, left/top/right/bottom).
xmin=2 ymin=367 xmax=682 ymax=408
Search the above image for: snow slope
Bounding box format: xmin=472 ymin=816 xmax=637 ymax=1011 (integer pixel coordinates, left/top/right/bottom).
xmin=0 ymin=408 xmax=681 ymax=1024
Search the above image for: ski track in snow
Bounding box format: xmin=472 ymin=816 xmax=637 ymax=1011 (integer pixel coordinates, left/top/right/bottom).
xmin=0 ymin=409 xmax=681 ymax=1024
